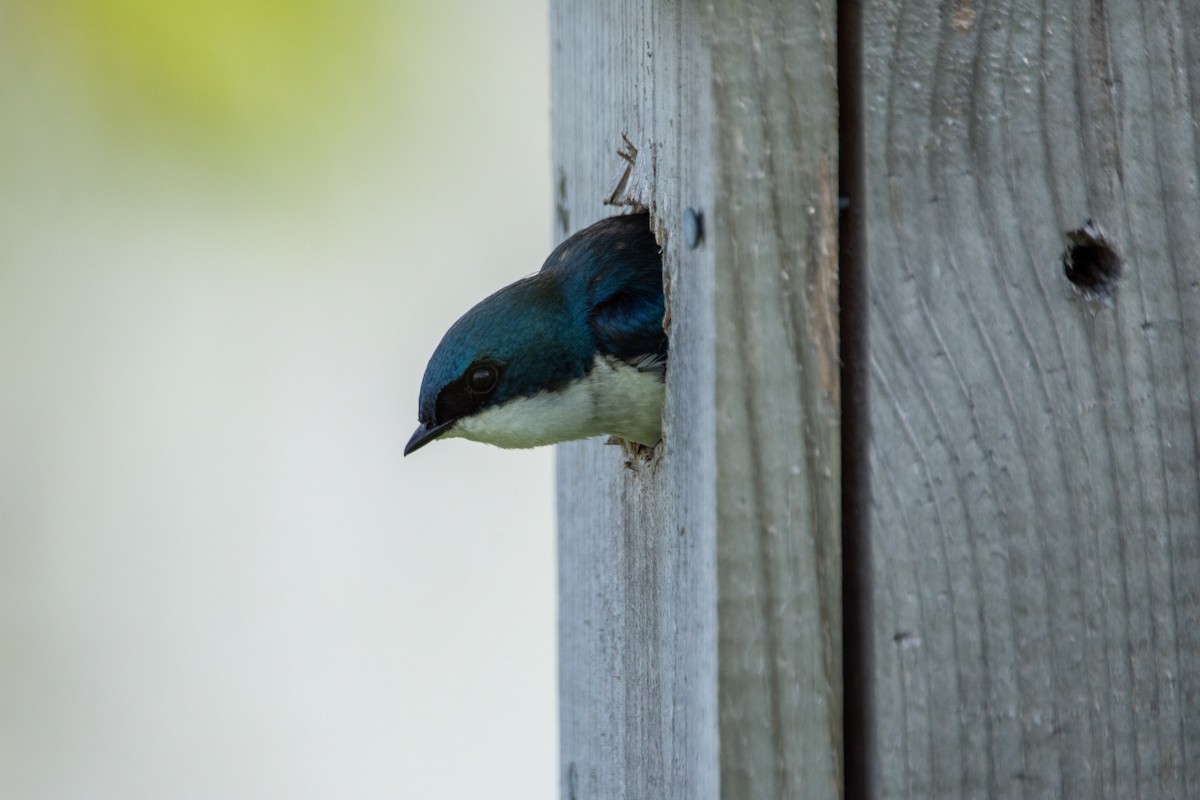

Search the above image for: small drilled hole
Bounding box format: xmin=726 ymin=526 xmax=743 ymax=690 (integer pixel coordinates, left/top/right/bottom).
xmin=1063 ymin=220 xmax=1122 ymax=306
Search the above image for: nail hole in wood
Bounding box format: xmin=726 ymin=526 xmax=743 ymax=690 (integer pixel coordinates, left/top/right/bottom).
xmin=1063 ymin=220 xmax=1122 ymax=306
xmin=683 ymin=207 xmax=704 ymax=248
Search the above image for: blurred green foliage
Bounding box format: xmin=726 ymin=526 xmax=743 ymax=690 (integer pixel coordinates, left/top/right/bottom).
xmin=26 ymin=0 xmax=401 ymax=163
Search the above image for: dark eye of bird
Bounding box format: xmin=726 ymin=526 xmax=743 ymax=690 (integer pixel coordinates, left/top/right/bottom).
xmin=467 ymin=364 xmax=499 ymax=394
xmin=434 ymin=362 xmax=504 ymax=425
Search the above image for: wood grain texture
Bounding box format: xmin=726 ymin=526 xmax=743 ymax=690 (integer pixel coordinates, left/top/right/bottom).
xmin=552 ymin=2 xmax=840 ymax=798
xmin=710 ymin=4 xmax=841 ymax=798
xmin=865 ymin=2 xmax=1200 ymax=798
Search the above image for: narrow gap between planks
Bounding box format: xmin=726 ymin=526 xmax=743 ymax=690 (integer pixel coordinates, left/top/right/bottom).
xmin=837 ymin=1 xmax=874 ymax=799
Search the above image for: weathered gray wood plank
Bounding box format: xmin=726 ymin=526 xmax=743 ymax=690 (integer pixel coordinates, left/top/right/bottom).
xmin=865 ymin=2 xmax=1200 ymax=797
xmin=552 ymin=2 xmax=840 ymax=798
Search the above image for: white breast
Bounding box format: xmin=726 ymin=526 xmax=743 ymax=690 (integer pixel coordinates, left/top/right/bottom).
xmin=446 ymin=355 xmax=664 ymax=449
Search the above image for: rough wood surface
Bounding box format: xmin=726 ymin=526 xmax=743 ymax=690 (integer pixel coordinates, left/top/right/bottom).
xmin=552 ymin=2 xmax=840 ymax=798
xmin=864 ymin=2 xmax=1200 ymax=798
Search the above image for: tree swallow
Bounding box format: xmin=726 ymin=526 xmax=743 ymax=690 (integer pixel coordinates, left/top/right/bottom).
xmin=404 ymin=213 xmax=666 ymax=456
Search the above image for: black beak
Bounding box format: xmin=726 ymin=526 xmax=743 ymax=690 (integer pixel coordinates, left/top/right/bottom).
xmin=404 ymin=419 xmax=455 ymax=456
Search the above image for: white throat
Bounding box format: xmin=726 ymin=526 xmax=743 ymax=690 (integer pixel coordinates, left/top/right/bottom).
xmin=445 ymin=355 xmax=664 ymax=449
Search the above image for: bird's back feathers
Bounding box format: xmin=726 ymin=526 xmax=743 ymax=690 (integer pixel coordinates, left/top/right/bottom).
xmin=540 ymin=213 xmax=667 ymax=371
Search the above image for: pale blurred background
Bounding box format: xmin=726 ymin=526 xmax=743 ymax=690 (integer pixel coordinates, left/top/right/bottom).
xmin=0 ymin=1 xmax=555 ymax=797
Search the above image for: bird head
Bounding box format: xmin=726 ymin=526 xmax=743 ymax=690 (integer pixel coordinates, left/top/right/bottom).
xmin=404 ymin=274 xmax=592 ymax=455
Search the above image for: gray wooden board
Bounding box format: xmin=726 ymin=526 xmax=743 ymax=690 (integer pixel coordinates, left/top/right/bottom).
xmin=552 ymin=1 xmax=841 ymax=798
xmin=864 ymin=1 xmax=1200 ymax=797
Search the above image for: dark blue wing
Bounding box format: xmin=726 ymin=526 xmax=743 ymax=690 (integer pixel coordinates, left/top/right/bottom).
xmin=539 ymin=213 xmax=667 ymax=372
xmin=583 ymin=216 xmax=667 ymax=370
xmin=589 ymin=281 xmax=667 ymax=371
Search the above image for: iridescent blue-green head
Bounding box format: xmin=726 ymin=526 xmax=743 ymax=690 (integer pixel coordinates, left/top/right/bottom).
xmin=404 ymin=273 xmax=595 ymax=454
xmin=404 ymin=213 xmax=667 ymax=455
